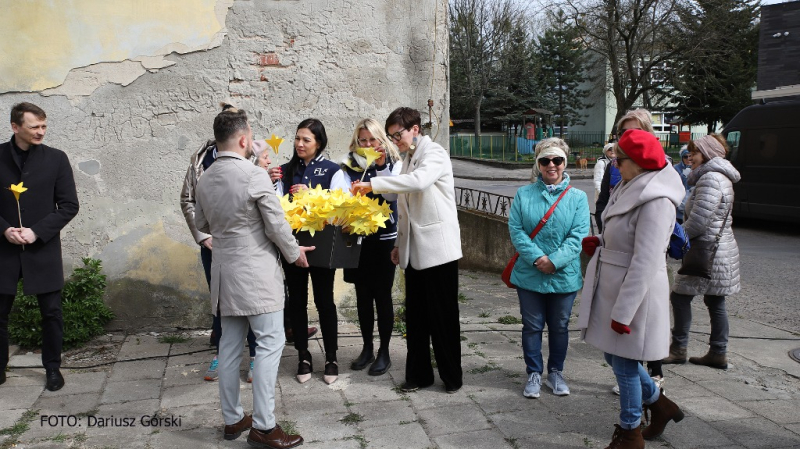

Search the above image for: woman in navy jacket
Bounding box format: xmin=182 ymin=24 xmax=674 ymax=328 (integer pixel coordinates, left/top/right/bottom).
xmin=278 ymin=119 xmax=348 ymax=385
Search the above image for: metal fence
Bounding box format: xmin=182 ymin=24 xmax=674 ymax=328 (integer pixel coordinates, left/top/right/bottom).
xmin=455 ymin=187 xmax=514 ymax=218
xmin=450 ymin=132 xmax=706 ymax=163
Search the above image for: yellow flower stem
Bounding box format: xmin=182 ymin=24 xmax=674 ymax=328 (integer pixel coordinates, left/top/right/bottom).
xmin=16 ymin=200 xmax=24 ymax=251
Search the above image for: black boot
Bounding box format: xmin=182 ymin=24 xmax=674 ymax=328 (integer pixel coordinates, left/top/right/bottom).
xmin=368 ymin=347 xmax=391 ymax=376
xmin=350 ymin=345 xmax=374 ymax=371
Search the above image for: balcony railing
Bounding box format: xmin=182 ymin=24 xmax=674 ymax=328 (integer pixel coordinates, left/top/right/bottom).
xmin=455 ymin=187 xmax=514 ymax=219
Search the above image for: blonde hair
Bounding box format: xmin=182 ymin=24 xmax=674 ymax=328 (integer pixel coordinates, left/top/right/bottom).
xmin=531 ymin=137 xmax=570 ymax=181
xmin=616 ymin=109 xmax=655 ymax=135
xmin=348 ymin=118 xmax=400 ymax=163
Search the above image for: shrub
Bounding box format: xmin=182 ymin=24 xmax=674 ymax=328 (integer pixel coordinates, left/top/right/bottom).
xmin=9 ymin=258 xmax=114 ymax=349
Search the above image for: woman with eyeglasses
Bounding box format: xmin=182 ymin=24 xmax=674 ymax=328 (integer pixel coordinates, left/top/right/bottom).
xmin=663 ymin=134 xmax=741 ymax=370
xmin=351 ymin=107 xmax=463 ymax=394
xmin=507 ymin=138 xmax=590 ymax=399
xmin=579 ymin=130 xmax=686 ymax=446
xmin=338 ymin=119 xmax=402 ymax=376
xmin=275 ymin=118 xmax=349 ymax=385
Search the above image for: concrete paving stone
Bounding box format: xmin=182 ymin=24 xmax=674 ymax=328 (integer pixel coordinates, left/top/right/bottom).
xmin=0 ymin=408 xmax=27 ymax=430
xmin=710 ymin=416 xmax=800 ymax=448
xmin=42 ymin=370 xmax=107 ymax=397
xmin=281 ymin=390 xmax=348 ymax=416
xmin=482 ymin=342 xmax=526 ymax=360
xmin=654 ymin=374 xmax=718 ymax=402
xmin=732 ymin=338 xmax=800 ymax=379
xmin=468 ymin=383 xmax=531 ymax=414
xmin=665 ymin=359 xmax=736 ymax=383
xmin=279 ymin=373 xmax=353 ymax=399
xmin=34 ymin=391 xmax=100 ymax=417
xmin=10 ymin=438 xmax=86 ymax=449
xmin=738 ymin=399 xmax=800 ymax=424
xmin=286 ymin=408 xmax=358 ymax=442
xmin=297 ymin=438 xmax=362 ymax=449
xmin=168 ymin=336 xmax=213 ymax=355
xmin=787 ymin=423 xmax=800 ymax=436
xmin=340 ymin=377 xmax=399 ymax=404
xmin=463 ymin=330 xmax=514 ymax=345
xmin=516 ymin=431 xmax=608 ymax=449
xmin=149 ymin=403 xmax=221 ymax=432
xmin=679 ymin=395 xmax=756 ymax=421
xmin=168 ymin=349 xmax=217 ymax=367
xmin=433 ymin=428 xmax=514 ymax=449
xmin=108 ymin=359 xmax=167 ymax=382
xmin=459 ymin=322 xmax=496 ymax=332
xmin=160 ymin=381 xmax=220 ymax=409
xmin=117 ymin=335 xmax=170 ymax=360
xmin=163 ymin=363 xmax=208 ymax=387
xmin=659 ymin=415 xmax=739 ymax=448
xmin=100 ymin=378 xmax=162 ymax=404
xmin=21 ymin=398 xmax=98 ymax=441
xmin=2 ymin=384 xmax=45 ymax=409
xmin=2 ymin=367 xmax=46 ymax=387
xmin=148 ymin=425 xmax=223 ymax=448
xmin=361 ymin=422 xmax=432 ymax=449
xmin=697 ymin=378 xmax=790 ymax=401
xmin=490 ymin=409 xmax=564 ymax=440
xmin=406 ymin=382 xmax=474 ymax=411
xmin=7 ymin=351 xmax=43 ymax=367
xmin=82 ymin=431 xmax=153 ymax=449
xmin=348 ymin=399 xmax=417 ymax=428
xmin=416 ymin=403 xmax=491 ymax=437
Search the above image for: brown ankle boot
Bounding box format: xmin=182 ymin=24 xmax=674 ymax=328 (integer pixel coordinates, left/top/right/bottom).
xmin=689 ymin=350 xmax=727 ymax=369
xmin=604 ymin=424 xmax=644 ymax=449
xmin=661 ymin=343 xmax=687 ymax=364
xmin=642 ymin=390 xmax=684 ymax=440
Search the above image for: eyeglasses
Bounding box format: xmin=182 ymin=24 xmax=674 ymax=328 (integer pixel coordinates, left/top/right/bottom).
xmin=682 ymin=155 xmax=690 ymax=159
xmin=388 ymin=129 xmax=406 ymax=142
xmin=538 ymin=157 xmax=565 ymax=166
xmin=357 ymin=137 xmax=380 ymax=146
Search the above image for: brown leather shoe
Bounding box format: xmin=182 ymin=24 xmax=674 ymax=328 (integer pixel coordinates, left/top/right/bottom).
xmin=689 ymin=350 xmax=728 ymax=369
xmin=642 ymin=390 xmax=684 ymax=440
xmin=661 ymin=343 xmax=687 ymax=364
xmin=605 ymin=424 xmax=644 ymax=449
xmin=247 ymin=425 xmax=303 ymax=448
xmin=223 ymin=413 xmax=252 ymax=440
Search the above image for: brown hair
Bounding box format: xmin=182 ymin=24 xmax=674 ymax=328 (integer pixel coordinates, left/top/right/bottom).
xmin=213 ymin=108 xmax=249 ymax=143
xmin=687 ymin=133 xmax=728 ymax=162
xmin=385 ymin=107 xmax=421 ymax=133
xmin=11 ymin=102 xmax=46 ymax=125
xmin=616 ymin=109 xmax=655 ymax=135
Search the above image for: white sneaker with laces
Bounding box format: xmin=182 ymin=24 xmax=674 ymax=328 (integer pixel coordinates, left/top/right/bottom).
xmin=523 ymin=372 xmax=541 ymax=398
xmin=545 ymin=370 xmax=570 ymax=396
xmin=612 ymin=384 xmax=620 ymax=395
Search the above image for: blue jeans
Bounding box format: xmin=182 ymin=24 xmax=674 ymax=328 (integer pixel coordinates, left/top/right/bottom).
xmin=517 ymin=289 xmax=576 ymax=374
xmin=604 ymin=353 xmax=660 ymax=429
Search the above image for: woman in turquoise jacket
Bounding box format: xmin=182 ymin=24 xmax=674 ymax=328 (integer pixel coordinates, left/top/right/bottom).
xmin=508 ymin=137 xmax=590 ymax=399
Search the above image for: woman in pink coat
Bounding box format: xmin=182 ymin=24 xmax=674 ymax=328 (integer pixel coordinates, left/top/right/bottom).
xmin=578 ymin=130 xmax=686 ymax=448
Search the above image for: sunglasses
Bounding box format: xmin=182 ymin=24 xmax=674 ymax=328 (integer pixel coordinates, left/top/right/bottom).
xmin=682 ymin=155 xmax=690 ymax=159
xmin=538 ymin=157 xmax=565 ymax=166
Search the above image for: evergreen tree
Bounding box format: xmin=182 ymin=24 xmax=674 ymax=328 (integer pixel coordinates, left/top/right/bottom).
xmin=537 ymin=10 xmax=592 ymax=136
xmin=667 ymin=0 xmax=759 ymax=132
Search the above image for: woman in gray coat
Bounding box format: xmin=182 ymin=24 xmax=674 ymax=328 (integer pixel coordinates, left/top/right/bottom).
xmin=579 ymin=130 xmax=686 ymax=447
xmin=663 ymin=134 xmax=741 ymax=370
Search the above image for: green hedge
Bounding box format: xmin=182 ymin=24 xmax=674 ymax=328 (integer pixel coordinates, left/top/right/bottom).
xmin=9 ymin=257 xmax=114 ymax=349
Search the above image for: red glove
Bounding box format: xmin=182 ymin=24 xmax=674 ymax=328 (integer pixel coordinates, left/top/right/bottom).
xmin=582 ymin=236 xmax=600 ymax=257
xmin=611 ymin=320 xmax=631 ymax=335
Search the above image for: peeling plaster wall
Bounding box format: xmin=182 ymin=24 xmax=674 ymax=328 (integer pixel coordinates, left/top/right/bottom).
xmin=0 ymin=0 xmax=449 ymax=330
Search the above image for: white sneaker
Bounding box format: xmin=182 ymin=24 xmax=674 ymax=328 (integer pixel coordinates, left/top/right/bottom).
xmin=652 ymin=376 xmax=664 ymax=392
xmin=545 ymin=370 xmax=570 ymax=396
xmin=612 ymin=384 xmax=620 ymax=395
xmin=523 ymin=372 xmax=541 ymax=398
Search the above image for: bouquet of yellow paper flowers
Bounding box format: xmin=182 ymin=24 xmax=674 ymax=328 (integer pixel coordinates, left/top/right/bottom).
xmin=280 ymin=185 xmax=392 ymax=236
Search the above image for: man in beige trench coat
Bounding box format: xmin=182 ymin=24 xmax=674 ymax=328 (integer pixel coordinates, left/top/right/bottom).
xmin=195 ymin=108 xmax=312 ymax=449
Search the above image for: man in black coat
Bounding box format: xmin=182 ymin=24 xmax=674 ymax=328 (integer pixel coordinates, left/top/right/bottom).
xmin=0 ymin=102 xmax=79 ymax=391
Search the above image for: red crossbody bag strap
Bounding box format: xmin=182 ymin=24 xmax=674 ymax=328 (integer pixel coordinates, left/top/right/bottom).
xmin=501 ymin=185 xmax=572 ymax=288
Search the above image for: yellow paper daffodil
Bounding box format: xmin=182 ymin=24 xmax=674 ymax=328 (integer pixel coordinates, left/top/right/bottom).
xmin=356 ymin=147 xmax=383 ymax=182
xmin=266 ymin=134 xmax=284 ymax=155
xmin=281 ymin=187 xmax=392 ymax=236
xmin=9 ymin=182 xmax=27 ymax=201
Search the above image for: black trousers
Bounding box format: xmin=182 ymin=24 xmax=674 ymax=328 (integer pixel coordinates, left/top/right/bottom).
xmin=283 ymin=262 xmax=338 ymax=361
xmin=405 ymin=260 xmax=462 ymax=390
xmin=0 ymin=290 xmax=63 ymax=370
xmin=352 ymin=239 xmax=396 ymax=349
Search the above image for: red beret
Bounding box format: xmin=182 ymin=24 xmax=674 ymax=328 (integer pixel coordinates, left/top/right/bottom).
xmin=618 ymin=129 xmax=667 ymax=170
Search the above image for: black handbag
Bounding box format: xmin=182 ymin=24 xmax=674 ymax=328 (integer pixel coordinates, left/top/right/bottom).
xmin=677 ymin=203 xmax=731 ymax=279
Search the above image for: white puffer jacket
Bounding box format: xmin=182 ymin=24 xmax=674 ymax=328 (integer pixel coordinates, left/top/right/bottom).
xmin=672 ymin=157 xmax=741 ymax=297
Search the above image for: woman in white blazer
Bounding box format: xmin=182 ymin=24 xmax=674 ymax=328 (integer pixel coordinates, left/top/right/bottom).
xmin=578 ymin=130 xmax=686 ymax=447
xmin=352 ymin=107 xmax=463 ymax=394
